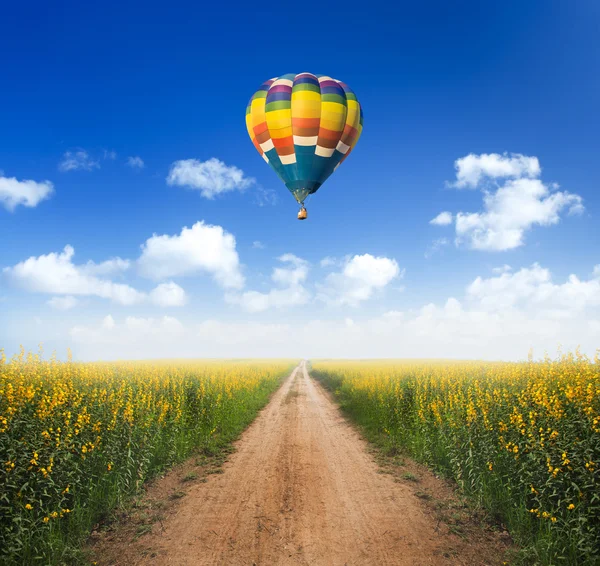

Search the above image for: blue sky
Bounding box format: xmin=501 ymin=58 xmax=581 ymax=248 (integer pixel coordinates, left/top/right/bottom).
xmin=1 ymin=0 xmax=599 ymax=360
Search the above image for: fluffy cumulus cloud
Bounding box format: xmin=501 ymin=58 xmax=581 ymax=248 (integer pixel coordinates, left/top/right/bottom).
xmin=318 ymin=254 xmax=402 ymax=306
xmin=137 ymin=221 xmax=244 ymax=289
xmin=58 ymin=150 xmax=100 ymax=172
xmin=3 ymin=246 xmax=144 ymax=305
xmin=454 ymin=178 xmax=583 ymax=251
xmin=272 ymin=254 xmax=309 ymax=286
xmin=3 ymin=245 xmax=185 ymax=307
xmin=467 ymin=264 xmax=600 ymax=315
xmin=226 ymin=254 xmax=310 ymax=313
xmin=167 ymin=158 xmax=255 ymax=199
xmin=127 ymin=156 xmax=145 ymax=169
xmin=431 ymin=153 xmax=583 ymax=251
xmin=68 ymin=262 xmax=600 ymax=361
xmin=451 ymin=152 xmax=541 ymax=189
xmin=0 ymin=174 xmax=54 ymax=211
xmin=149 ymin=282 xmax=187 ymax=307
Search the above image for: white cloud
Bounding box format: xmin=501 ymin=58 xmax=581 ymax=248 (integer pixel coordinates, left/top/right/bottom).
xmin=467 ymin=263 xmax=600 ymax=315
xmin=226 ymin=286 xmax=311 ymax=313
xmin=272 ymin=254 xmax=309 ymax=286
xmin=3 ymin=246 xmax=145 ymax=305
xmin=252 ymin=241 xmax=265 ymax=249
xmin=58 ymin=150 xmax=100 ymax=172
xmin=47 ymin=296 xmax=79 ymax=310
xmin=81 ymin=257 xmax=130 ymax=277
xmin=492 ymin=264 xmax=512 ymax=274
xmin=67 ymin=259 xmax=600 ymax=360
xmin=138 ymin=221 xmax=244 ymax=289
xmin=149 ymin=282 xmax=187 ymax=307
xmin=454 ymin=178 xmax=583 ymax=251
xmin=438 ymin=153 xmax=584 ymax=251
xmin=424 ymin=238 xmax=449 ymax=259
xmin=127 ymin=156 xmax=145 ymax=169
xmin=593 ymin=265 xmax=600 ymax=279
xmin=430 ymin=211 xmax=453 ymax=225
xmin=319 ymin=254 xmax=402 ymax=306
xmin=63 ymin=261 xmax=600 ymax=360
xmin=70 ymin=317 xmax=290 ymax=359
xmin=226 ymin=254 xmax=310 ymax=313
xmin=0 ymin=175 xmax=54 ymax=211
xmin=451 ymin=152 xmax=541 ymax=189
xmin=320 ymin=256 xmax=337 ymax=268
xmin=103 ymin=150 xmax=117 ymax=160
xmin=167 ymin=158 xmax=255 ymax=199
xmin=71 ymin=316 xmax=186 ymax=357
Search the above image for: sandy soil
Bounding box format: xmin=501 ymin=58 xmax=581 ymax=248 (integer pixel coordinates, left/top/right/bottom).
xmin=92 ymin=362 xmax=511 ymax=565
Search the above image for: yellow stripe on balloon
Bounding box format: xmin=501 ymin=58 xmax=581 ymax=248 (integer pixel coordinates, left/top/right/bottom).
xmin=250 ymin=98 xmax=267 ymax=132
xmin=270 ymin=126 xmax=293 ymax=139
xmin=320 ymin=102 xmax=347 ymax=131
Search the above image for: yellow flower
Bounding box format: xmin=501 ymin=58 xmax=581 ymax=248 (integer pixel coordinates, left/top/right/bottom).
xmin=568 ymin=503 xmax=575 ymax=510
xmin=25 ymin=504 xmax=33 ymax=510
xmin=43 ymin=517 xmax=49 ymax=523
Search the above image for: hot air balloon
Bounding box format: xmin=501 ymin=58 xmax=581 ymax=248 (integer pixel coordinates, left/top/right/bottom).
xmin=245 ymin=73 xmax=363 ymax=220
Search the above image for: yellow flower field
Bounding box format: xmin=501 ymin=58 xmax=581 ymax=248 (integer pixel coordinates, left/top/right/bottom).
xmin=0 ymin=348 xmax=293 ymax=564
xmin=312 ymin=351 xmax=600 ymax=565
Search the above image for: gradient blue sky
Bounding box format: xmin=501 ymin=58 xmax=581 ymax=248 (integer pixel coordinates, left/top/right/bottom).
xmin=1 ymin=1 xmax=599 ymax=360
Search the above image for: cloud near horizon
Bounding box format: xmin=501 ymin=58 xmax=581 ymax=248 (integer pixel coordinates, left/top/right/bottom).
xmin=3 ymin=245 xmax=186 ymax=307
xmin=226 ymin=254 xmax=311 ymax=313
xmin=67 ymin=260 xmax=600 ymax=361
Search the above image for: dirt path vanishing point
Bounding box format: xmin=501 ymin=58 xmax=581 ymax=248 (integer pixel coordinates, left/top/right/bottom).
xmin=95 ymin=362 xmax=509 ymax=565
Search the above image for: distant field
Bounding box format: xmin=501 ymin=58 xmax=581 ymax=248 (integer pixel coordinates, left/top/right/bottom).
xmin=2 ymin=351 xmax=598 ymax=565
xmin=0 ymin=351 xmax=294 ymax=565
xmin=311 ymin=355 xmax=600 ymax=565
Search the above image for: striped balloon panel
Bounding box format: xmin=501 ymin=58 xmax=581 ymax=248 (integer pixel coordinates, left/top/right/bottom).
xmin=334 ymin=82 xmax=364 ymax=171
xmin=246 ymin=73 xmax=363 ymax=204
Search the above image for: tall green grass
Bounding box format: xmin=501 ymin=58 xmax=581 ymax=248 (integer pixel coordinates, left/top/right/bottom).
xmin=1 ymin=353 xmax=293 ymax=565
xmin=312 ymin=357 xmax=600 ymax=565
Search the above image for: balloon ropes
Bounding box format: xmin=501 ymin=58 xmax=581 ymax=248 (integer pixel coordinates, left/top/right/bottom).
xmin=245 ymin=73 xmax=363 ymax=220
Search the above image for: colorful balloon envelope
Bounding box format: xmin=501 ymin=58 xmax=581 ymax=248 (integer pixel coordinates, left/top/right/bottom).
xmin=246 ymin=73 xmax=363 ymax=218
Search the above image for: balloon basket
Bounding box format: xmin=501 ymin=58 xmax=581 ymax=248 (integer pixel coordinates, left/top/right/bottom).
xmin=297 ymin=206 xmax=308 ymax=220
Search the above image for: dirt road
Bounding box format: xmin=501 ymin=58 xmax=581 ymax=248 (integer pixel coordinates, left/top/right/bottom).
xmin=99 ymin=362 xmax=506 ymax=565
